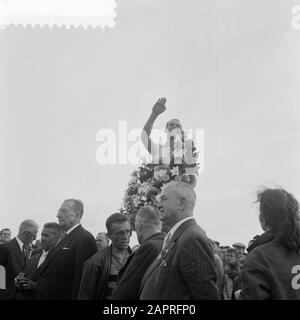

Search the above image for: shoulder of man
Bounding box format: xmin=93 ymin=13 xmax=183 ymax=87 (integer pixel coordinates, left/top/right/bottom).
xmin=84 ymin=246 xmax=110 ymax=267
xmin=71 ymin=226 xmax=96 ymax=245
xmin=179 ymin=220 xmax=207 ymax=241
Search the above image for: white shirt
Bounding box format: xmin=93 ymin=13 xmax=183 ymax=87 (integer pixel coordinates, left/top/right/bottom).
xmin=15 ymin=237 xmax=24 ymax=251
xmin=162 ymin=216 xmax=194 ymax=249
xmin=66 ymin=223 xmax=81 ymax=235
xmin=37 ymin=250 xmax=49 ymax=268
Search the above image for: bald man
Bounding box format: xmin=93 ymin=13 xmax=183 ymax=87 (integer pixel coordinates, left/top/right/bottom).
xmin=111 ymin=206 xmax=165 ymax=300
xmin=139 ymin=181 xmax=219 ymax=300
xmin=0 ymin=219 xmax=39 ymax=299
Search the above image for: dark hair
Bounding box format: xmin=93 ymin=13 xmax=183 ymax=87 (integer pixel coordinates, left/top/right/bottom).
xmin=43 ymin=222 xmax=63 ymax=235
xmin=106 ymin=213 xmax=130 ymax=234
xmin=256 ymin=188 xmax=300 ymax=254
xmin=0 ymin=228 xmax=11 ymax=235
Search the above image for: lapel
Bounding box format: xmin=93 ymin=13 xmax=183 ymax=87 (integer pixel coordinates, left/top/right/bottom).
xmin=11 ymin=238 xmax=25 ymax=268
xmin=140 ymin=218 xmax=197 ymax=290
xmin=40 ymin=225 xmax=82 ymax=274
xmin=164 ymin=218 xmax=196 ymax=251
xmin=26 ymin=251 xmax=42 ymax=278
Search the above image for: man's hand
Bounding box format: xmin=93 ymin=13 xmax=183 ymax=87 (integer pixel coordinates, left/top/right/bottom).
xmin=152 ymin=97 xmax=167 ymax=115
xmin=18 ymin=278 xmax=37 ymax=291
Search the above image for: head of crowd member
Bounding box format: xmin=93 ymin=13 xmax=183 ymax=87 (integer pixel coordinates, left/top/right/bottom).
xmin=232 ymin=242 xmax=246 ymax=257
xmin=95 ymin=232 xmax=110 ymax=251
xmin=41 ymin=222 xmax=63 ymax=252
xmin=0 ymin=228 xmax=12 ymax=242
xmin=57 ymin=199 xmax=83 ymax=232
xmin=217 ymin=246 xmax=224 ymax=260
xmin=224 ymin=248 xmax=236 ymax=265
xmin=135 ymin=206 xmax=162 ymax=245
xmin=159 ymin=180 xmax=196 ymax=229
xmin=17 ymin=220 xmax=39 ymax=246
xmin=106 ymin=213 xmax=131 ymax=253
xmin=256 ymin=187 xmax=300 ymax=254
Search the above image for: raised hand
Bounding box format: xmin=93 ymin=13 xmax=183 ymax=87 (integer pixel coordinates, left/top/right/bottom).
xmin=152 ymin=97 xmax=167 ymax=115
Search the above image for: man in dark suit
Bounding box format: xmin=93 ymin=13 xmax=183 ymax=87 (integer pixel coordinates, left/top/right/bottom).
xmin=139 ymin=181 xmax=219 ymax=300
xmin=34 ymin=199 xmax=97 ymax=300
xmin=0 ymin=219 xmax=39 ymax=300
xmin=15 ymin=222 xmax=63 ymax=300
xmin=111 ymin=206 xmax=165 ymax=300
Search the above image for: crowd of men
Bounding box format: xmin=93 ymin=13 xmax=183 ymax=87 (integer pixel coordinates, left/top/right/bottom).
xmin=1 ymin=181 xmax=300 ymax=300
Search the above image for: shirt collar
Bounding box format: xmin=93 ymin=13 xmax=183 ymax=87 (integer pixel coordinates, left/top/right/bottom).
xmin=167 ymin=216 xmax=194 ymax=239
xmin=41 ymin=249 xmax=49 ymax=256
xmin=66 ymin=223 xmax=81 ymax=235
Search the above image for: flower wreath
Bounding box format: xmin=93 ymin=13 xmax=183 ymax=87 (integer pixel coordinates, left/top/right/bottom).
xmin=122 ymin=133 xmax=199 ymax=229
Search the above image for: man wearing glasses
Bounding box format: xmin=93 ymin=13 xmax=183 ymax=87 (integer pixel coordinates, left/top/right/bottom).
xmin=0 ymin=219 xmax=39 ymax=300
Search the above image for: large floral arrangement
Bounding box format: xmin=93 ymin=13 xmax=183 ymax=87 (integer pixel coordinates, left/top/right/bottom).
xmin=122 ymin=133 xmax=199 ymax=229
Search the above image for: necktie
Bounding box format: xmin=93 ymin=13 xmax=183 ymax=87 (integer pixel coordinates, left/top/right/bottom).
xmin=170 ymin=136 xmax=175 ymax=166
xmin=162 ymin=233 xmax=171 ymax=251
xmin=37 ymin=251 xmax=48 ymax=268
xmin=22 ymin=244 xmax=28 ymax=267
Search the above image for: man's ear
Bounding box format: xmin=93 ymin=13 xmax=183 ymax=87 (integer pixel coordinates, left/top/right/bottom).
xmin=177 ymin=197 xmax=187 ymax=210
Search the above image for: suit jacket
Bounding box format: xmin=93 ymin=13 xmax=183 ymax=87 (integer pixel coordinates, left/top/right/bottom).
xmin=34 ymin=225 xmax=97 ymax=300
xmin=139 ymin=218 xmax=219 ymax=300
xmin=15 ymin=248 xmax=44 ymax=300
xmin=111 ymin=232 xmax=165 ymax=300
xmin=78 ymin=245 xmax=132 ymax=300
xmin=0 ymin=238 xmax=27 ymax=299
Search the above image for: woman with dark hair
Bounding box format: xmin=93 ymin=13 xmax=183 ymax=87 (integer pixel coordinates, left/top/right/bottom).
xmin=240 ymin=188 xmax=300 ymax=300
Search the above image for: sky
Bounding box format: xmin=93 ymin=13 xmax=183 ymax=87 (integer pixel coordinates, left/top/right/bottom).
xmin=0 ymin=0 xmax=299 ymax=246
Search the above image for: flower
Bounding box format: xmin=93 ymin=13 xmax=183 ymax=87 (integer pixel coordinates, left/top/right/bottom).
xmin=138 ymin=182 xmax=151 ymax=195
xmin=170 ymin=166 xmax=180 ymax=176
xmin=154 ymin=168 xmax=168 ymax=180
xmin=132 ymin=195 xmax=141 ymax=208
xmin=129 ymin=176 xmax=139 ymax=185
xmin=180 ymin=174 xmax=190 ymax=183
xmin=162 ymin=174 xmax=170 ymax=183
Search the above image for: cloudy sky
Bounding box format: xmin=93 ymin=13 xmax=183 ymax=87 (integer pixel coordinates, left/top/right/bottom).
xmin=0 ymin=0 xmax=299 ymax=246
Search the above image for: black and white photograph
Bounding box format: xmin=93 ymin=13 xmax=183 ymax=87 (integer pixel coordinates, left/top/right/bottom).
xmin=0 ymin=0 xmax=300 ymax=312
